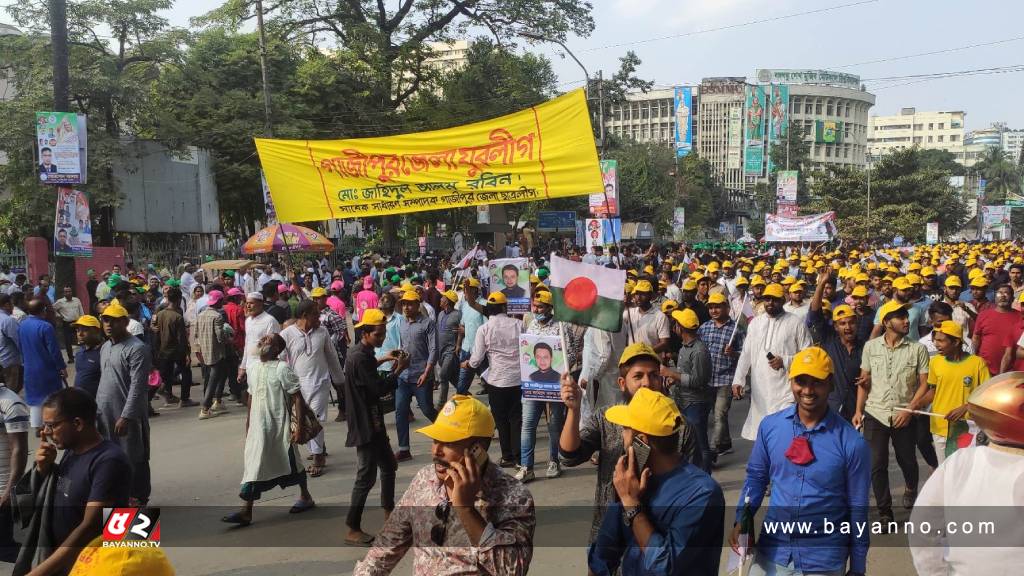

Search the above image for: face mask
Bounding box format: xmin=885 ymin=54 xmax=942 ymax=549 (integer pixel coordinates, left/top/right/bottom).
xmin=535 ymin=312 xmax=552 ymax=322
xmin=784 ymin=435 xmax=815 ymax=466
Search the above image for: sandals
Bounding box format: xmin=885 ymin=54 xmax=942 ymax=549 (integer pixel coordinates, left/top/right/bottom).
xmin=344 ymin=532 xmax=375 ymax=546
xmin=289 ymin=499 xmax=316 ymax=514
xmin=221 ymin=512 xmax=252 ymax=526
xmin=306 ymin=464 xmax=325 ymax=477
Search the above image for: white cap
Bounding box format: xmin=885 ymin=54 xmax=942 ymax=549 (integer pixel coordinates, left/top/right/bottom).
xmin=245 ymin=292 xmax=264 ymax=301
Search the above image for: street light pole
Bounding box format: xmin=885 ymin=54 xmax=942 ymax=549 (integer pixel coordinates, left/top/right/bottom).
xmin=866 ymin=154 xmax=872 ymax=240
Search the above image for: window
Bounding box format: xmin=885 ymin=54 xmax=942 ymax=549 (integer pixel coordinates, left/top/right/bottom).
xmin=844 ymin=145 xmax=850 ymax=159
xmin=914 ymin=136 xmax=923 ymax=143
xmin=914 ymin=124 xmax=923 ymax=130
xmin=641 ymin=107 xmax=649 ymax=120
xmin=938 ymin=135 xmax=944 ymax=142
xmin=791 ymin=98 xmax=800 ymax=114
xmin=825 ymin=145 xmax=832 ymax=158
xmin=928 ymin=123 xmax=934 ymax=130
xmin=845 ymin=103 xmax=850 ymax=118
xmin=951 ymin=134 xmax=959 ymax=142
xmin=938 ymin=123 xmax=944 ymax=130
xmin=815 ymin=100 xmax=822 ymax=115
xmin=827 ymin=101 xmax=834 ymax=116
xmin=928 ymin=135 xmax=933 ymax=143
xmin=804 ymin=100 xmax=813 ymax=114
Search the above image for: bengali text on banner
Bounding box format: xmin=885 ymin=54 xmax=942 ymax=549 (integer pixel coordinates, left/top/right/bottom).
xmin=255 ymin=90 xmax=602 ymax=222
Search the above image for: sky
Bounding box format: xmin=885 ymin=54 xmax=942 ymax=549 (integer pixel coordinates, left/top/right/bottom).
xmin=5 ymin=0 xmax=1023 ymax=129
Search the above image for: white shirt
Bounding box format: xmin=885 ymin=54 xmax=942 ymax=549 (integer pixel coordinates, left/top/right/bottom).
xmin=180 ymin=271 xmax=196 ymax=295
xmin=243 ymin=312 xmax=282 ymax=370
xmin=468 ymin=313 xmax=522 ymax=388
xmin=623 ymin=306 xmax=670 ymax=348
xmin=280 ymin=324 xmax=344 ymax=389
xmin=52 ymin=297 xmax=84 ymax=323
xmin=127 ymin=318 xmax=144 ymax=337
xmin=0 ymin=385 xmax=28 ymax=492
xmin=731 ymin=310 xmax=812 ymax=440
xmin=910 ymin=445 xmax=1024 ymax=576
xmin=783 ymin=301 xmax=809 ymax=321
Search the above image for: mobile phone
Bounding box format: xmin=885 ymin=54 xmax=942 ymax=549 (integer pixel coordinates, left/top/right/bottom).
xmin=469 ymin=443 xmax=489 ymax=472
xmin=630 ymin=436 xmax=652 ymax=474
xmin=766 ymin=352 xmax=776 ymax=361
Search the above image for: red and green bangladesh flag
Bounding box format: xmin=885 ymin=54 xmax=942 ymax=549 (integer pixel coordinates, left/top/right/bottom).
xmin=550 ymin=254 xmax=625 ymax=332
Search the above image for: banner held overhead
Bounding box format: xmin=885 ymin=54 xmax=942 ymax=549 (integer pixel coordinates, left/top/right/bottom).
xmin=255 ymin=89 xmax=602 ymax=222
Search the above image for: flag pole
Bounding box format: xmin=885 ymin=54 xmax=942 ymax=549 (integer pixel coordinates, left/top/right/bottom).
xmin=727 ymin=291 xmax=748 ymax=348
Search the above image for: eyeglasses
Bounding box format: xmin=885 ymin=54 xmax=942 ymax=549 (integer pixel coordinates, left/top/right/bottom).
xmin=42 ymin=419 xmax=66 ymax=432
xmin=430 ymin=501 xmax=451 ymax=546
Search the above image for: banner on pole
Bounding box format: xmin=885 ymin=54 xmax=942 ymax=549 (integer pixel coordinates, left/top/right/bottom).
xmin=982 ymin=205 xmax=1010 ymax=233
xmin=672 ymin=207 xmax=685 ymax=241
xmin=673 ymin=87 xmax=693 ymax=158
xmin=256 ymin=90 xmax=602 ymax=222
xmin=926 ymin=222 xmax=939 ymax=244
xmin=53 ymin=187 xmax=93 ymax=257
xmin=36 ymin=112 xmax=84 ymax=185
xmin=590 ymin=159 xmax=619 ymax=216
xmin=765 ymin=212 xmax=836 ymax=242
xmin=744 ymin=86 xmax=766 ymax=176
xmin=727 ymin=108 xmax=742 ymax=169
xmin=767 ymin=84 xmax=789 ymax=172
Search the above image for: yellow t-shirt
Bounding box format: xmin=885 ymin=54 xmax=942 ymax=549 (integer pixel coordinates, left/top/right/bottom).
xmin=926 ymin=353 xmax=989 ymax=437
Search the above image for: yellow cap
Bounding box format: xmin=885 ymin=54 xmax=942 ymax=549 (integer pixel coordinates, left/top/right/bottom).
xmin=660 ymin=299 xmax=679 ymax=313
xmin=707 ymin=262 xmax=720 ymax=272
xmin=935 ymin=320 xmax=963 ymax=340
xmin=789 ymin=346 xmax=833 ymax=380
xmin=354 ymin=308 xmax=387 ymax=328
xmin=400 ymin=290 xmax=421 ymax=302
xmin=417 ymin=395 xmax=495 ymax=442
xmin=486 ymin=291 xmax=507 ymax=304
xmin=969 ymin=276 xmax=989 ymax=288
xmin=633 ymin=280 xmax=654 ymax=293
xmin=722 ymin=261 xmax=734 ymax=268
xmin=529 ymin=274 xmax=540 ymax=284
xmin=643 ymin=265 xmax=655 ymax=274
xmin=781 ymin=276 xmax=797 ymax=286
xmin=905 ymin=273 xmax=922 ymax=286
xmin=826 ymin=303 xmax=851 ymax=321
xmin=921 ymin=266 xmax=936 ymax=277
xmin=854 ymin=273 xmax=870 ymax=283
xmin=851 ymin=286 xmax=868 ymax=298
xmin=671 ymin=308 xmax=700 ymax=329
xmin=310 ymin=287 xmax=328 ymax=298
xmin=681 ymin=280 xmax=697 ymax=291
xmin=788 ymin=283 xmax=805 ymax=294
xmin=968 ymin=268 xmax=983 ymax=280
xmin=442 ymin=290 xmax=459 ymax=303
xmin=100 ymin=300 xmax=129 ymax=319
xmin=734 ymin=276 xmax=749 ymax=287
xmin=944 ymin=276 xmax=962 ymax=288
xmin=878 ymin=300 xmax=909 ymax=321
xmin=534 ymin=291 xmax=553 ymax=305
xmin=892 ymin=277 xmax=912 ymax=291
xmin=464 ymin=278 xmax=481 ymax=288
xmin=750 ymin=275 xmax=767 ymax=287
xmin=604 ymin=388 xmax=682 ymax=437
xmin=625 ymin=280 xmax=636 ymax=294
xmin=762 ymin=283 xmax=785 ymax=299
xmin=72 ymin=315 xmax=101 ymax=329
xmin=70 ymin=536 xmax=174 ymax=576
xmin=618 ymin=342 xmax=660 ymax=367
xmin=908 ymin=262 xmax=922 ymax=272
xmin=707 ymin=292 xmax=727 ymax=305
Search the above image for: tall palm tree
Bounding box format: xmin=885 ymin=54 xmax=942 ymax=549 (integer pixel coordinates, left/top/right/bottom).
xmin=976 ymin=146 xmax=1021 ymax=203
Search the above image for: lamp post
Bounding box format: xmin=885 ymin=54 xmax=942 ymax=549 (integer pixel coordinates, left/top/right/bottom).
xmin=865 ymin=153 xmax=872 ymax=240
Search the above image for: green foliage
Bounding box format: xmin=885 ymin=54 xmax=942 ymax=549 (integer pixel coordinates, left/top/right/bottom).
xmin=806 ymin=147 xmax=969 ymax=242
xmin=674 ymin=153 xmax=719 ymax=232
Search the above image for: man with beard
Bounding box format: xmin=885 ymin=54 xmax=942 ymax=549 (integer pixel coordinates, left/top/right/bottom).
xmin=808 ymin=269 xmax=866 ymax=422
xmin=559 ymin=343 xmax=695 ymax=541
xmin=941 ymin=276 xmax=974 ymax=338
xmin=972 ymin=284 xmax=1020 ymax=375
xmin=870 ymin=277 xmax=923 ymax=340
xmin=679 ymin=279 xmax=710 ymax=325
xmin=624 ymin=281 xmax=670 ymax=352
xmin=855 ymin=300 xmax=930 ymax=526
xmin=731 ymin=284 xmax=812 ymax=441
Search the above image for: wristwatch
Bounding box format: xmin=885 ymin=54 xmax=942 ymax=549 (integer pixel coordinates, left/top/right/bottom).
xmin=622 ymin=504 xmax=642 ymax=528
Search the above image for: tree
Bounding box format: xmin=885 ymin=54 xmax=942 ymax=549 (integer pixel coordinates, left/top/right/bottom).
xmin=767 ymin=123 xmax=814 ymax=205
xmin=0 ymin=0 xmax=181 ymax=247
xmin=806 ymin=147 xmax=969 ymax=242
xmin=975 ymin=146 xmax=1021 ymax=204
xmin=674 ymin=153 xmax=719 ymax=234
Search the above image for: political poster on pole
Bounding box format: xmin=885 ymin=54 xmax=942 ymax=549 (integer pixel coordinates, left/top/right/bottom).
xmin=673 ymin=208 xmax=685 ymax=241
xmin=53 ymin=187 xmax=93 ymax=257
xmin=589 ymin=160 xmax=619 ymax=216
xmin=36 ymin=112 xmax=83 ymax=184
xmin=487 ymin=257 xmax=530 ymax=314
xmin=764 ymin=212 xmax=836 ymax=242
xmin=520 ymin=333 xmax=565 ymax=402
xmin=926 ymin=222 xmax=939 ymax=245
xmin=584 ymin=218 xmax=605 ymax=252
xmin=261 ymin=170 xmax=277 ymax=224
xmin=673 ymin=87 xmax=692 ymax=158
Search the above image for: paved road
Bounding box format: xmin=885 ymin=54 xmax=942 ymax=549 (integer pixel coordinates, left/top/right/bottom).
xmin=11 ymin=370 xmax=924 ymax=575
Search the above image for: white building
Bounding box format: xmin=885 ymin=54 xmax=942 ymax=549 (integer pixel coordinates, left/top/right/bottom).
xmin=425 ymin=40 xmax=470 ymax=75
xmin=867 ymin=108 xmax=966 ymax=159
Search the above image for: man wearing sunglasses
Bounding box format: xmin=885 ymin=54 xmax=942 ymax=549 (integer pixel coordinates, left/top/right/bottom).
xmin=355 ymin=395 xmax=535 ymax=575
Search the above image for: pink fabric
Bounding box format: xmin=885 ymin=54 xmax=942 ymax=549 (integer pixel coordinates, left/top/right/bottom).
xmin=327 ymin=295 xmax=347 ymax=318
xmin=353 ymin=289 xmax=379 ymax=322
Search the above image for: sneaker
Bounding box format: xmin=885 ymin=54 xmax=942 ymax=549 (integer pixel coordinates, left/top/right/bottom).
xmin=179 ymin=399 xmax=199 ymax=408
xmin=198 ymin=408 xmax=218 ymax=420
xmin=514 ymin=466 xmax=535 ymax=483
xmin=395 ymin=450 xmax=413 ymax=463
xmin=546 ymin=461 xmax=562 ymax=479
xmin=211 ymin=400 xmax=228 ymax=414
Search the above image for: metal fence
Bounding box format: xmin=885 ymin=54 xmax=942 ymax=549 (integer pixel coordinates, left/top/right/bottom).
xmin=0 ymin=251 xmax=27 ymax=272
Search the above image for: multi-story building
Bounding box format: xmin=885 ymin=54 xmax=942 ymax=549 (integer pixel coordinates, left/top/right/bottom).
xmin=695 ymin=78 xmax=747 ymax=193
xmin=867 ymin=108 xmax=966 ymax=158
xmin=604 ymin=87 xmax=679 ymax=149
xmin=966 ymin=123 xmax=1024 ymax=164
xmin=1004 ymin=129 xmax=1024 ymax=164
xmin=425 ymin=40 xmax=470 ymax=75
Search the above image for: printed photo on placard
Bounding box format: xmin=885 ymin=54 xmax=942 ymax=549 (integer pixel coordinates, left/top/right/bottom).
xmin=519 ymin=333 xmax=565 ymax=402
xmin=488 ymin=257 xmax=530 ymax=314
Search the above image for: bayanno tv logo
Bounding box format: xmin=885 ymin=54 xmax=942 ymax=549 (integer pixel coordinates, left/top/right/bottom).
xmin=102 ymin=507 xmax=161 ymax=548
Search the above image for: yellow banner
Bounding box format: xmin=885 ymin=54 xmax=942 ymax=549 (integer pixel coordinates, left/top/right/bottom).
xmin=255 ymin=89 xmax=602 ymax=222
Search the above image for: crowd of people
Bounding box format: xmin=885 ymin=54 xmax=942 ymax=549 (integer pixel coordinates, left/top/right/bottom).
xmin=0 ymin=239 xmax=1023 ymax=575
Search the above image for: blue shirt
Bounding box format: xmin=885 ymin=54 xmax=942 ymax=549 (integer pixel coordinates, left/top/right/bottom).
xmin=589 ymin=461 xmax=724 ymax=576
xmin=737 ymin=405 xmax=870 ymax=574
xmin=74 ymin=346 xmax=102 ymax=398
xmin=458 ymin=297 xmax=486 ymax=354
xmin=17 ymin=316 xmax=66 ymax=405
xmin=375 ymin=313 xmax=403 ymax=370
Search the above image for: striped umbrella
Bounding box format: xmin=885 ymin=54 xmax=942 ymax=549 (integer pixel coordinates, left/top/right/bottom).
xmin=241 ymin=223 xmax=334 ymax=255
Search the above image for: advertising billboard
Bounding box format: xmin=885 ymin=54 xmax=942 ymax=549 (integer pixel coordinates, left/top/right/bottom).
xmin=673 ymin=87 xmax=693 ymax=158
xmin=767 ymin=84 xmax=789 ymax=172
xmin=589 ymin=159 xmax=619 ymax=216
xmin=53 ymin=187 xmax=92 ymax=257
xmin=765 ymin=212 xmax=837 ymax=242
xmin=744 ymin=85 xmax=766 ymax=176
xmin=926 ymin=222 xmax=939 ymax=245
xmin=728 ymin=108 xmax=742 ymax=169
xmin=755 ymin=69 xmax=861 ymax=90
xmin=36 ymin=111 xmax=83 ymax=185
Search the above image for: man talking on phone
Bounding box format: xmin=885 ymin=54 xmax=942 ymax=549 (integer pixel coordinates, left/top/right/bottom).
xmin=587 ymin=387 xmax=724 ymax=576
xmin=354 ymin=394 xmax=535 ymax=575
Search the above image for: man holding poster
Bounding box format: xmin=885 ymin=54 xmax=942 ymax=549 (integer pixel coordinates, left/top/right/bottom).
xmin=488 ymin=258 xmax=530 ymax=315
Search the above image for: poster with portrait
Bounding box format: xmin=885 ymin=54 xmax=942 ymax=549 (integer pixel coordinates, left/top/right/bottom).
xmin=673 ymin=87 xmax=692 ymax=158
xmin=53 ymin=187 xmax=93 ymax=257
xmin=260 ymin=170 xmax=277 ymax=224
xmin=487 ymin=257 xmax=530 ymax=314
xmin=589 ymin=160 xmax=619 ymax=216
xmin=520 ymin=333 xmax=565 ymax=402
xmin=744 ymin=86 xmax=766 ymax=176
xmin=36 ymin=111 xmax=83 ymax=184
xmin=672 ymin=207 xmax=685 ymax=241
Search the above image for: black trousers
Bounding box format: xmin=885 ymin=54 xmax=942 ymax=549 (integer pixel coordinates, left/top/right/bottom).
xmin=914 ymin=413 xmax=938 ymax=468
xmin=0 ymin=501 xmax=17 ymax=562
xmin=346 ymin=431 xmax=397 ymax=531
xmin=862 ymin=413 xmax=918 ymax=515
xmin=60 ymin=322 xmax=75 ymax=362
xmin=487 ymin=385 xmax=522 ymax=462
xmin=158 ymin=355 xmax=193 ymax=400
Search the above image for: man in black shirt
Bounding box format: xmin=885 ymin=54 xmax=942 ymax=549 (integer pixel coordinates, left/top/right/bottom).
xmin=342 ymin=308 xmax=409 ymax=546
xmin=18 ymin=388 xmax=131 ymax=575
